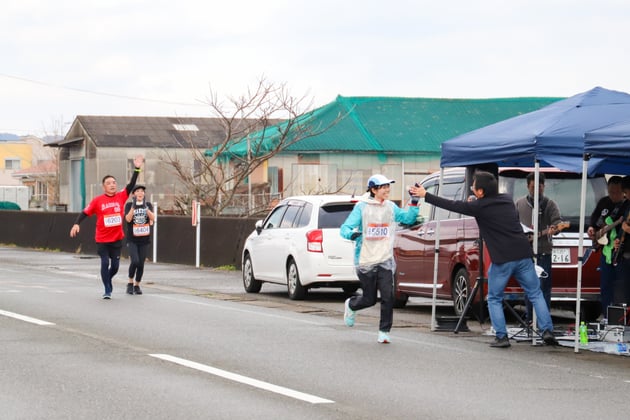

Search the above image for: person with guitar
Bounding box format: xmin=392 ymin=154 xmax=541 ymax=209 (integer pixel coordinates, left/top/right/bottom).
xmin=515 ymin=172 xmax=564 ymax=324
xmin=587 ymin=176 xmax=628 ymax=322
xmin=612 ymin=176 xmax=630 ymax=307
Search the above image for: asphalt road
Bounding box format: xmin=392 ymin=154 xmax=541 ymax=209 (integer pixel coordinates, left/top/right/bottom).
xmin=1 ymin=247 xmax=629 ymax=420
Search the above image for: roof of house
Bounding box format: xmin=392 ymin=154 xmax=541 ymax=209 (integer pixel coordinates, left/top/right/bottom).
xmin=216 ymin=95 xmax=563 ymax=157
xmin=52 ymin=116 xmax=264 ymax=149
xmin=12 ymin=160 xmax=57 ymax=178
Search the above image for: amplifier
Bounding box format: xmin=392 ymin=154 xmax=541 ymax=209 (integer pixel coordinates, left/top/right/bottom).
xmin=607 ymin=305 xmax=630 ymax=326
xmin=601 ymin=326 xmax=630 ymax=343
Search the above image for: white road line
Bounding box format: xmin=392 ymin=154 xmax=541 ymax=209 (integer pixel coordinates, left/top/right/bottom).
xmin=0 ymin=309 xmax=55 ymax=326
xmin=149 ymin=353 xmax=334 ymax=404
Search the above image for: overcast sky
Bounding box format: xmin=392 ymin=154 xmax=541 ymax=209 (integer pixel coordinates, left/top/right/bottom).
xmin=2 ymin=0 xmax=629 ymax=136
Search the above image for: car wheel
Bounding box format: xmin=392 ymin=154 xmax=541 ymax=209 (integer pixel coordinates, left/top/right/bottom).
xmin=242 ymin=254 xmax=262 ymax=293
xmin=393 ymin=274 xmax=408 ymax=308
xmin=393 ymin=293 xmax=409 ymax=309
xmin=287 ymin=259 xmax=307 ymax=300
xmin=451 ymin=268 xmax=470 ymax=316
xmin=342 ymin=284 xmax=359 ymax=295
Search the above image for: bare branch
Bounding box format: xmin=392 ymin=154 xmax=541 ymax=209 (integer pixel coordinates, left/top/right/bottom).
xmin=159 ymin=76 xmax=346 ymax=216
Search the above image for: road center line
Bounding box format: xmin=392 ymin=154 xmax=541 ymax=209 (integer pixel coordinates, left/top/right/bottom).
xmin=0 ymin=309 xmax=55 ymax=326
xmin=149 ymin=353 xmax=334 ymax=404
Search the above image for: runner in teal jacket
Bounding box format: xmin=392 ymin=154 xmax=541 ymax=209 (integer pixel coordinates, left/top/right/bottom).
xmin=340 ymin=174 xmax=422 ymax=343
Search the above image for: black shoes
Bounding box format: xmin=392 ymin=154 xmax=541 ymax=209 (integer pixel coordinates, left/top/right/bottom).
xmin=490 ymin=336 xmax=511 ymax=348
xmin=490 ymin=331 xmax=557 ymax=348
xmin=127 ymin=283 xmax=143 ymax=295
xmin=542 ymin=330 xmax=559 ymax=346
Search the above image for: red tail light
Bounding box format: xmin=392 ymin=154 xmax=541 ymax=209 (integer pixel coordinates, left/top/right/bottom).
xmin=306 ymin=229 xmax=323 ymax=252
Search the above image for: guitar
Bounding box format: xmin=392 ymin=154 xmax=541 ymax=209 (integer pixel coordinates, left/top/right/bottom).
xmin=526 ymin=221 xmax=570 ymax=242
xmin=594 ymin=216 xmax=624 ymax=246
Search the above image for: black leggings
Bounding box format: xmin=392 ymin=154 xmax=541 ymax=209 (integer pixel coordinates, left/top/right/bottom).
xmin=127 ymin=241 xmax=149 ymax=283
xmin=349 ymin=265 xmax=394 ymax=332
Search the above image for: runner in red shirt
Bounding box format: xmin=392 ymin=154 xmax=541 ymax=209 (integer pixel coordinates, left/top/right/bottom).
xmin=70 ymin=155 xmax=144 ymax=299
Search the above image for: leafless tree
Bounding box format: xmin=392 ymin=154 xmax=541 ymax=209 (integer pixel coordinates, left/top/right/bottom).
xmin=160 ymin=77 xmax=345 ymax=216
xmin=17 ymin=117 xmax=64 ymax=209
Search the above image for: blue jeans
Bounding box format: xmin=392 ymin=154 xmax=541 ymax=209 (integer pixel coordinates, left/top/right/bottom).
xmin=525 ymin=253 xmax=552 ymax=323
xmin=487 ymin=258 xmax=554 ymax=339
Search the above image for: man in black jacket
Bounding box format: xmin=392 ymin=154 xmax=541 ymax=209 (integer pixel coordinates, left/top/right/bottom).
xmin=416 ymin=171 xmax=558 ymax=348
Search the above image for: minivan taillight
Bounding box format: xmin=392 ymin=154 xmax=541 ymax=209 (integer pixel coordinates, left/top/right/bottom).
xmin=306 ymin=229 xmax=323 ymax=252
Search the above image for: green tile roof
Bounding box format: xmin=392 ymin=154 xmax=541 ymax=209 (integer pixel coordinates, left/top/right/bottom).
xmin=211 ymin=95 xmax=563 ymax=157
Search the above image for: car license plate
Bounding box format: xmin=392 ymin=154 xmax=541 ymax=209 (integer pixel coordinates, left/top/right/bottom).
xmin=552 ymin=247 xmax=570 ymax=263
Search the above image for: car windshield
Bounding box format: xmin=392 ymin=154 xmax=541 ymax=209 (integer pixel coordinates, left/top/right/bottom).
xmin=499 ymin=171 xmax=608 ymax=232
xmin=318 ymin=204 xmax=354 ymax=229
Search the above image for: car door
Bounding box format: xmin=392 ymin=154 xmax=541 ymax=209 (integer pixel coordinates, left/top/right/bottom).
xmin=417 ymin=177 xmax=468 ymax=299
xmin=270 ymin=202 xmax=303 ymax=283
xmin=395 ymin=178 xmax=439 ymax=297
xmin=249 ymin=204 xmax=288 ymax=281
xmin=317 ymin=202 xmax=357 ymax=275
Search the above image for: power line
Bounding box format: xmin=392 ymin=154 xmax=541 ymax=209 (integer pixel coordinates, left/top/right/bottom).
xmin=0 ymin=73 xmax=207 ymax=107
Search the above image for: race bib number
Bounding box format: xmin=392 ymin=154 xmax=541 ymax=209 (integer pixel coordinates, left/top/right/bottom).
xmin=132 ymin=224 xmax=151 ymax=236
xmin=365 ymin=223 xmax=389 ymax=240
xmin=103 ymin=213 xmax=122 ymax=227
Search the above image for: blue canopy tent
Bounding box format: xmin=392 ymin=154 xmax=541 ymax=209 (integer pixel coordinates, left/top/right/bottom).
xmin=433 ymin=87 xmax=630 ymax=352
xmin=441 ymin=86 xmax=630 ymax=173
xmin=585 ymin=119 xmax=630 ymax=148
xmin=584 ymin=120 xmax=630 ymax=174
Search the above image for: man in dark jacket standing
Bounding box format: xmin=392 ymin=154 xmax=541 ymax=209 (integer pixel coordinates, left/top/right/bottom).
xmin=416 ymin=171 xmax=558 ymax=348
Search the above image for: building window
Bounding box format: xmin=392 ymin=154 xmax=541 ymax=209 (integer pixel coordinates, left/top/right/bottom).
xmin=5 ymin=158 xmax=20 ymax=170
xmin=173 ymin=124 xmax=199 ymax=132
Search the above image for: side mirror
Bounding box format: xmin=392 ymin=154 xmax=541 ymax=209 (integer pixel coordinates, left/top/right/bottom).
xmin=255 ymin=220 xmax=263 ymax=235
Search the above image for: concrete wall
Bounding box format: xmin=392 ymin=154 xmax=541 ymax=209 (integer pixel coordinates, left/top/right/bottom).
xmin=0 ymin=210 xmax=258 ymax=269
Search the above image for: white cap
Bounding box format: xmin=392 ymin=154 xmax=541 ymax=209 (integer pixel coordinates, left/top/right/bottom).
xmin=367 ymin=174 xmax=396 ymax=191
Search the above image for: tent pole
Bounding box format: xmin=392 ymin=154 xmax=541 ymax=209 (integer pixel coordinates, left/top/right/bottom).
xmin=574 ymin=155 xmax=589 ymax=353
xmin=430 ymin=167 xmax=445 ymax=331
xmin=531 ymin=161 xmax=540 ymax=345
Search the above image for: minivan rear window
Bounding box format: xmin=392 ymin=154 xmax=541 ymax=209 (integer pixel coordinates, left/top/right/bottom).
xmin=318 ymin=204 xmax=355 ymax=229
xmin=499 ymin=171 xmax=608 ymax=232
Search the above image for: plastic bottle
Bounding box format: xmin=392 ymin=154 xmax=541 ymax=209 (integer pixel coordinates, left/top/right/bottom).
xmin=579 ymin=321 xmax=589 ymax=347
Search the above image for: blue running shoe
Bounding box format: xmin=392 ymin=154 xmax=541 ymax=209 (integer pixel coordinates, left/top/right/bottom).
xmin=344 ymin=298 xmax=355 ymax=327
xmin=377 ymin=331 xmax=390 ymax=343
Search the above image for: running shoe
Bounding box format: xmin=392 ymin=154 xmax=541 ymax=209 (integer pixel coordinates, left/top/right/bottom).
xmin=344 ymin=298 xmax=355 ymax=327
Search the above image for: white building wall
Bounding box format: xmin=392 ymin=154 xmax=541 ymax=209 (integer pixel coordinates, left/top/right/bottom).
xmin=267 ymin=152 xmax=441 ymax=202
